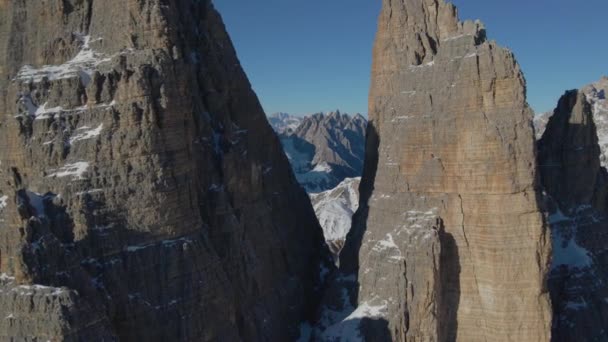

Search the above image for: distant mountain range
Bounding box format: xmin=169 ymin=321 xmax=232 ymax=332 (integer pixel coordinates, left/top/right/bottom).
xmin=268 ymin=111 xmax=367 ymax=193
xmin=268 ymin=111 xmax=367 ymax=259
xmin=267 ymin=112 xmax=303 ymax=135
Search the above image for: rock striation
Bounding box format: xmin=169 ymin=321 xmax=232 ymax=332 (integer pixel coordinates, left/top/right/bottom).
xmin=0 ymin=0 xmax=330 ymax=340
xmin=317 ymin=0 xmax=553 ymax=340
xmin=278 ymin=111 xmax=367 ymax=193
xmin=538 ymin=88 xmax=608 ymax=341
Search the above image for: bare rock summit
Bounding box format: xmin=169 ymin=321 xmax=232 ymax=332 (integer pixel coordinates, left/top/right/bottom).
xmin=318 ymin=0 xmax=552 ymax=340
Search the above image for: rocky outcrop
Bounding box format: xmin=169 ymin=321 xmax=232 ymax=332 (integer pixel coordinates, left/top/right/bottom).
xmin=0 ymin=0 xmax=330 ymax=340
xmin=538 ymin=89 xmax=608 ymax=341
xmin=310 ymin=177 xmax=361 ymax=261
xmin=317 ymin=0 xmax=552 ymax=340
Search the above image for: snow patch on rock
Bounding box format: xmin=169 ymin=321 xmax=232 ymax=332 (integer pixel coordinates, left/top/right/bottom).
xmin=310 ymin=177 xmax=360 ymax=243
xmin=46 ymin=162 xmax=90 ymax=180
xmin=69 ymin=124 xmax=103 ymax=144
xmin=15 ymin=35 xmax=111 ymax=85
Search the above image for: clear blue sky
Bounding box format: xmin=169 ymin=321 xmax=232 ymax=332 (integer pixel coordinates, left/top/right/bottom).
xmin=214 ymin=0 xmax=607 ymax=116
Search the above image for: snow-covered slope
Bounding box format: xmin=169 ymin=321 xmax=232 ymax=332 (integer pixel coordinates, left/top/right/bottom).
xmin=271 ymin=110 xmax=366 ymax=258
xmin=310 ymin=177 xmax=360 ymax=257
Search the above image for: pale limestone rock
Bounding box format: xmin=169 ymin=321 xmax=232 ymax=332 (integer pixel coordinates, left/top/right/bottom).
xmin=325 ymin=0 xmax=552 ymax=340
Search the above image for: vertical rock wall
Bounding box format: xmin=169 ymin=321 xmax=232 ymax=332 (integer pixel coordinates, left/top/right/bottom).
xmin=338 ymin=0 xmax=552 ymax=340
xmin=0 ymin=0 xmax=330 ymax=340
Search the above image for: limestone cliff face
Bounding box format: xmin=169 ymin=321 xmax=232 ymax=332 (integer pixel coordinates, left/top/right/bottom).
xmin=539 ymin=90 xmax=608 ymax=342
xmin=334 ymin=0 xmax=552 ymax=340
xmin=0 ymin=0 xmax=330 ymax=340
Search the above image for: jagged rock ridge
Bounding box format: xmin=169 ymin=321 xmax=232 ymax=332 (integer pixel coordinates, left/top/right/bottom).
xmin=315 ymin=0 xmax=552 ymax=340
xmin=0 ymin=1 xmax=330 ymax=340
xmin=268 ymin=112 xmax=303 ymax=135
xmin=277 ymin=111 xmax=367 ymax=193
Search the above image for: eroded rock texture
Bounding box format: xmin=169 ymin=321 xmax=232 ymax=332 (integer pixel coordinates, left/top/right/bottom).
xmin=538 ymin=90 xmax=608 ymax=342
xmin=321 ymin=0 xmax=552 ymax=340
xmin=0 ymin=0 xmax=330 ymax=340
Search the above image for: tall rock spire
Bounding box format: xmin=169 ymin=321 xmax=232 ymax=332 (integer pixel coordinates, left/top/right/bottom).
xmin=337 ymin=0 xmax=552 ymax=340
xmin=539 ymin=87 xmax=608 ymax=342
xmin=0 ymin=0 xmax=330 ymax=340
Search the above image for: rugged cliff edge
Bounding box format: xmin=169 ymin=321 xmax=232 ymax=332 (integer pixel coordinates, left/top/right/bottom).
xmin=315 ymin=0 xmax=552 ymax=340
xmin=0 ymin=1 xmax=330 ymax=340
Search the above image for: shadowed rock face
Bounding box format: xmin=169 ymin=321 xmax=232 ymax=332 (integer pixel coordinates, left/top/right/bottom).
xmin=538 ymin=90 xmax=608 ymax=342
xmin=539 ymin=90 xmax=608 ymax=212
xmin=0 ymin=0 xmax=330 ymax=340
xmin=332 ymin=0 xmax=552 ymax=340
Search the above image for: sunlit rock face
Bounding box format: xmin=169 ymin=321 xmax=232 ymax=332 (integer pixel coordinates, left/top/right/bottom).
xmin=0 ymin=0 xmax=331 ymax=340
xmin=325 ymin=0 xmax=552 ymax=340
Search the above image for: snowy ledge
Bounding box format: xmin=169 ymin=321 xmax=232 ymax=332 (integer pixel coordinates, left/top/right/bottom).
xmin=46 ymin=162 xmax=90 ymax=180
xmin=17 ymin=95 xmax=116 ymax=121
xmin=14 ymin=35 xmax=112 ymax=86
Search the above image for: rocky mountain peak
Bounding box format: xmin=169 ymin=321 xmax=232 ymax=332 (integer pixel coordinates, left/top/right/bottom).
xmin=0 ymin=1 xmax=331 ymax=340
xmin=539 ymin=86 xmax=608 ymax=341
xmin=539 ymin=90 xmax=604 ymax=211
xmin=377 ymin=0 xmax=487 ymax=68
xmin=315 ymin=0 xmax=551 ymax=340
xmin=267 ymin=112 xmax=303 ymax=135
xmin=275 ymin=111 xmax=367 ymax=193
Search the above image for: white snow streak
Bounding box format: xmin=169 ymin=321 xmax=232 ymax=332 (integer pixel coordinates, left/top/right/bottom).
xmin=46 ymin=162 xmax=90 ymax=180
xmin=15 ymin=35 xmax=111 ymax=85
xmin=69 ymin=124 xmax=103 ymax=144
